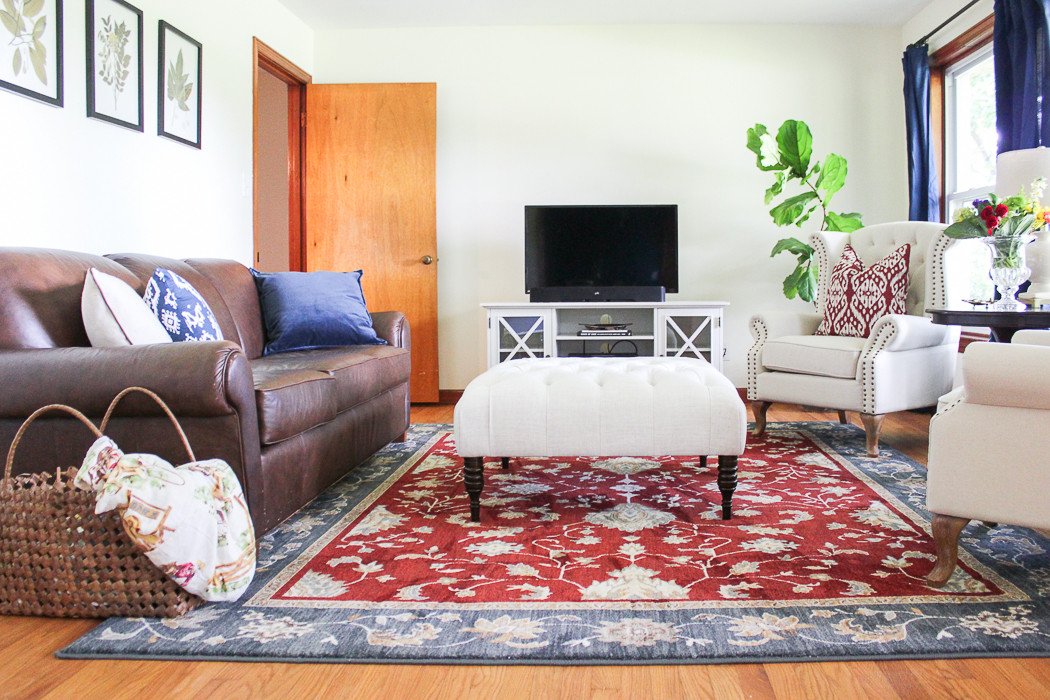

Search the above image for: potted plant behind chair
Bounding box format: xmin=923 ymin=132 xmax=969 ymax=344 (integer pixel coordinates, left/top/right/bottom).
xmin=745 ymin=119 xmax=864 ymax=303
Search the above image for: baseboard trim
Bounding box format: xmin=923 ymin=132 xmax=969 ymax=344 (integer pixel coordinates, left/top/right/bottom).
xmin=438 ymin=390 xmax=464 ymax=406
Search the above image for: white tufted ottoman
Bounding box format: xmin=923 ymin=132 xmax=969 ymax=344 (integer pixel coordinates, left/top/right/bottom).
xmin=453 ymin=357 xmax=747 ymax=522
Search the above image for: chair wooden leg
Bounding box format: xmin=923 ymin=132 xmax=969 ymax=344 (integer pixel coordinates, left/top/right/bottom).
xmin=927 ymin=513 xmax=970 ymax=587
xmin=837 ymin=410 xmax=848 ymax=424
xmin=859 ymin=413 xmax=885 ymax=457
xmin=751 ymin=401 xmax=772 ymax=435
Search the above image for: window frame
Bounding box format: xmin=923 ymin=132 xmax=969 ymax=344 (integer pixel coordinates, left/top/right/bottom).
xmin=930 ymin=14 xmax=994 ymax=223
xmin=943 ymin=43 xmax=996 ymax=220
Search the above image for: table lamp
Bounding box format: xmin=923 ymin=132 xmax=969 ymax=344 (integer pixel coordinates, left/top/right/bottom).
xmin=996 ymin=146 xmax=1050 ymax=303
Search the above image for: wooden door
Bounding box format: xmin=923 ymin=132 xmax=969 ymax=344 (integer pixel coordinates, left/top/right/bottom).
xmin=305 ymin=83 xmax=438 ymax=402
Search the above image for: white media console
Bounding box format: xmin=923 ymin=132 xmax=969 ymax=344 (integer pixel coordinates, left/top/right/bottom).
xmin=483 ymin=301 xmax=728 ymax=371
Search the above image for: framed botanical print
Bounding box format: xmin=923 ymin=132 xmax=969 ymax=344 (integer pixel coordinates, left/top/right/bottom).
xmin=158 ymin=20 xmax=201 ymax=148
xmin=0 ymin=0 xmax=64 ymax=106
xmin=86 ymin=0 xmax=142 ymax=131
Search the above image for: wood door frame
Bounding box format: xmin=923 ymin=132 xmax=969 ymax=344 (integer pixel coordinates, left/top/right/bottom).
xmin=252 ymin=38 xmax=311 ymax=271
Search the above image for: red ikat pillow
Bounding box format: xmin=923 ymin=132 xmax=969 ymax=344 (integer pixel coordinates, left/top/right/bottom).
xmin=815 ymin=243 xmax=911 ymax=338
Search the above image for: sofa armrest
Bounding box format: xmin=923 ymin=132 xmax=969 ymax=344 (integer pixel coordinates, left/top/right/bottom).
xmin=1013 ymin=329 xmax=1050 ymax=347
xmin=749 ymin=312 xmax=823 ymax=341
xmin=371 ymin=311 xmax=411 ymax=350
xmin=0 ymin=341 xmax=256 ymax=418
xmin=962 ymin=341 xmax=1050 ymax=410
xmin=865 ymin=314 xmax=955 ymax=353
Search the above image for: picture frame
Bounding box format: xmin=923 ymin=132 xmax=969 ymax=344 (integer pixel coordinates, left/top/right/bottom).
xmin=157 ymin=20 xmax=201 ymax=148
xmin=0 ymin=0 xmax=64 ymax=107
xmin=86 ymin=0 xmax=143 ymax=131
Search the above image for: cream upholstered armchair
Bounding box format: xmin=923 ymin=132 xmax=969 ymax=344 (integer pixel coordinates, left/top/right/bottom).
xmin=748 ymin=222 xmax=962 ymax=457
xmin=926 ymin=331 xmax=1050 ymax=586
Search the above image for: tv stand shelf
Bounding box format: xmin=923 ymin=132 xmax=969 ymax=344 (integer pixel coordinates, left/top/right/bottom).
xmin=483 ymin=301 xmax=727 ymax=372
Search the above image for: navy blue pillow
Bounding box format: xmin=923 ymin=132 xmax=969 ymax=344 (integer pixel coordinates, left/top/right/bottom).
xmin=251 ymin=269 xmax=386 ymax=355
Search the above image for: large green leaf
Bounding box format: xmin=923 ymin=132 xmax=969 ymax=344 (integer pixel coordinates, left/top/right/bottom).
xmin=769 ymin=191 xmax=818 ymax=227
xmin=797 ymin=263 xmax=819 ymax=303
xmin=763 ymin=171 xmax=786 ymax=205
xmin=816 ymin=153 xmax=847 ymax=203
xmin=1000 ymin=213 xmax=1036 ymax=238
xmin=825 ymin=211 xmax=863 ymax=232
xmin=782 ymin=264 xmax=806 ymax=300
xmin=776 ymin=120 xmax=813 ymax=178
xmin=770 ymin=236 xmax=814 ymax=259
xmin=1 ymin=0 xmax=15 ymax=18
xmin=22 ymin=0 xmax=44 ymax=17
xmin=944 ymin=219 xmax=988 ymax=239
xmin=746 ymin=124 xmax=785 ymax=172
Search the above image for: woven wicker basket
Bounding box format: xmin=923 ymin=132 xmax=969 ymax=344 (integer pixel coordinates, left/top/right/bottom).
xmin=0 ymin=388 xmax=202 ymax=618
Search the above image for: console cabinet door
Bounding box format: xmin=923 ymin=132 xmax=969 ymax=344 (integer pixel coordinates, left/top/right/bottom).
xmin=488 ymin=310 xmax=554 ymax=366
xmin=657 ymin=309 xmax=722 ymax=370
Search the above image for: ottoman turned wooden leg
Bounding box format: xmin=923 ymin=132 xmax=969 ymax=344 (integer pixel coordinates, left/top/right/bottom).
xmin=463 ymin=457 xmax=485 ymax=522
xmin=717 ymin=455 xmax=738 ymax=520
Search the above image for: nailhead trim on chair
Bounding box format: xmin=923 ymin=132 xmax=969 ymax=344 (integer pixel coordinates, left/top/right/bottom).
xmin=859 ymin=321 xmax=898 ymax=415
xmin=746 ymin=316 xmax=768 ymax=401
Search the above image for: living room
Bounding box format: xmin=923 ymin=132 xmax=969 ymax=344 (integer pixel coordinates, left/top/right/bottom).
xmin=2 ymin=0 xmax=1049 ymax=696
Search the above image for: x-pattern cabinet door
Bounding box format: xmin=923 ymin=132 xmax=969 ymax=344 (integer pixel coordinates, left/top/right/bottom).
xmin=656 ymin=308 xmax=723 ymax=370
xmin=487 ymin=309 xmax=555 ymax=367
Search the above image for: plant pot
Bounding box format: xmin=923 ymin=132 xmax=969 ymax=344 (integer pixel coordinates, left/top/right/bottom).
xmin=984 ymin=233 xmax=1036 ymax=309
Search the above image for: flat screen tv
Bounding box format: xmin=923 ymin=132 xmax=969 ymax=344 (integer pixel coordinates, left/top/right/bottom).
xmin=524 ymin=204 xmax=678 ymax=302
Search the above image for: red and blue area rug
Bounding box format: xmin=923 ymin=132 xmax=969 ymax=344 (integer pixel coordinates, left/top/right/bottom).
xmin=59 ymin=423 xmax=1050 ymax=664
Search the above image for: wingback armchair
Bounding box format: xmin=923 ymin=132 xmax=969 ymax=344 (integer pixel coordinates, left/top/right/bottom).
xmin=748 ymin=222 xmax=962 ymax=457
xmin=926 ymin=331 xmax=1050 ymax=586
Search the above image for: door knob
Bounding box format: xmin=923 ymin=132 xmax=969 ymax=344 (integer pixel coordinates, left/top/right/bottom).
xmin=421 ymin=255 xmax=434 ymax=265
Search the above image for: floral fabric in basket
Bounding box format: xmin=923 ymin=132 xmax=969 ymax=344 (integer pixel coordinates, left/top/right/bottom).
xmin=75 ymin=437 xmax=256 ymax=602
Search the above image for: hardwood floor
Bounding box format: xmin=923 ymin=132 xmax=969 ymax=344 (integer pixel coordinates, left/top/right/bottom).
xmin=2 ymin=403 xmax=1048 ymax=699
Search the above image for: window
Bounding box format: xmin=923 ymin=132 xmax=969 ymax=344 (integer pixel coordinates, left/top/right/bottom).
xmin=937 ymin=35 xmax=997 ymax=302
xmin=944 ymin=45 xmax=997 ymax=220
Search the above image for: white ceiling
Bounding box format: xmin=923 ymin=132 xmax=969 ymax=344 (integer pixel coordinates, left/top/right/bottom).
xmin=278 ymin=0 xmax=932 ymax=30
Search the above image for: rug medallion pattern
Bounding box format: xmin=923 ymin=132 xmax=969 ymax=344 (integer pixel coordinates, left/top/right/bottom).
xmin=60 ymin=424 xmax=1050 ymax=663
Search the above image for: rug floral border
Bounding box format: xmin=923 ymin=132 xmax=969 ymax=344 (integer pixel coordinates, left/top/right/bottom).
xmin=58 ymin=423 xmax=1050 ymax=664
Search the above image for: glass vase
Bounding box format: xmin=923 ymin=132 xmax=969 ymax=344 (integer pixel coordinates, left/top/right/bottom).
xmin=984 ymin=232 xmax=1036 ymax=309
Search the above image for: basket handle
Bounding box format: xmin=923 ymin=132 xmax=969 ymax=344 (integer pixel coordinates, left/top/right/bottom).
xmin=99 ymin=387 xmax=196 ymax=464
xmin=3 ymin=404 xmax=103 ymax=484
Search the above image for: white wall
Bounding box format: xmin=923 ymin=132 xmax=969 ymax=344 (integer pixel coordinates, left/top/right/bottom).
xmin=903 ymin=0 xmax=992 ymax=48
xmin=0 ymin=0 xmax=313 ymax=262
xmin=313 ymin=24 xmax=908 ymax=388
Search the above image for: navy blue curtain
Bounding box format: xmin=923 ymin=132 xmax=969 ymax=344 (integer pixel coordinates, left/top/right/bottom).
xmin=994 ymin=0 xmax=1050 ymax=152
xmin=903 ymin=44 xmax=939 ymax=221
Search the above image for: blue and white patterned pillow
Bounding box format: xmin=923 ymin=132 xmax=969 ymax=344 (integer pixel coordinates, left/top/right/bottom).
xmin=143 ymin=268 xmax=225 ymax=342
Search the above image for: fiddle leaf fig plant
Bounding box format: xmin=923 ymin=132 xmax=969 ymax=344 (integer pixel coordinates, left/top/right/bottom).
xmin=746 ymin=119 xmax=864 ymax=302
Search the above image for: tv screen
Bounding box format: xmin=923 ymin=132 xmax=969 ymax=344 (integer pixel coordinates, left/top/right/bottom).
xmin=524 ymin=205 xmax=678 ymax=294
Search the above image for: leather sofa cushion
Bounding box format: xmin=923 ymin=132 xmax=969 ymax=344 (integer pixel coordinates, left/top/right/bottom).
xmin=0 ymin=248 xmax=139 ymax=349
xmin=185 ymin=259 xmax=266 ymax=360
xmin=252 ymin=366 xmax=338 ymax=445
xmin=251 ymin=346 xmax=411 ymax=412
xmin=762 ymin=335 xmax=868 ymax=379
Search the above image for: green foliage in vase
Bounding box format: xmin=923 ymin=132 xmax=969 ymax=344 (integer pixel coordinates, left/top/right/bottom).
xmin=0 ymin=0 xmax=49 ymax=85
xmin=166 ymin=49 xmax=193 ymax=112
xmin=97 ymin=14 xmax=132 ymax=108
xmin=746 ymin=119 xmax=864 ymax=302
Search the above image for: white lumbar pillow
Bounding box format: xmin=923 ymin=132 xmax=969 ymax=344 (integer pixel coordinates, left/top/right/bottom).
xmin=82 ymin=268 xmax=173 ymax=347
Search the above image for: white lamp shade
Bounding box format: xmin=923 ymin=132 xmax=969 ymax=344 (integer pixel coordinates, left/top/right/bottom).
xmin=996 ymin=147 xmax=1050 ymax=195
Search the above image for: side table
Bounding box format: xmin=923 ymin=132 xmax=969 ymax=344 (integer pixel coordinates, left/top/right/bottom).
xmin=926 ymin=306 xmax=1050 ymax=343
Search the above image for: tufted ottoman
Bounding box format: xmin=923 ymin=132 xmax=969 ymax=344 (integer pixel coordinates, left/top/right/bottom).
xmin=453 ymin=357 xmax=747 ymax=522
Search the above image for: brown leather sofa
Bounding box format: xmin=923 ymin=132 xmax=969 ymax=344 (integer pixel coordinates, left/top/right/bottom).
xmin=0 ymin=248 xmax=411 ymax=534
